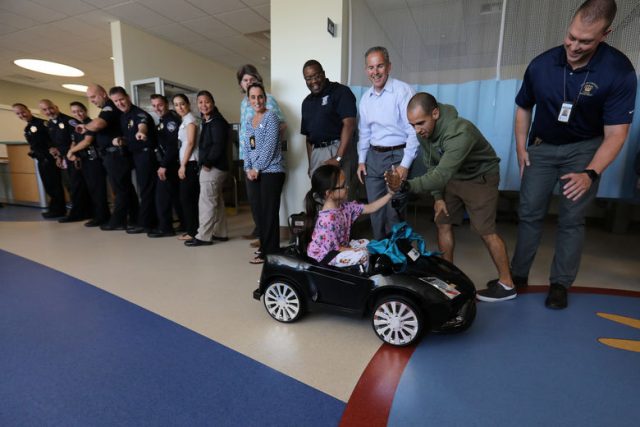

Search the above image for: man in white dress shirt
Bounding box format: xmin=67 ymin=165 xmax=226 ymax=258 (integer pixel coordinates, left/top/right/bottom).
xmin=357 ymin=46 xmax=419 ymax=239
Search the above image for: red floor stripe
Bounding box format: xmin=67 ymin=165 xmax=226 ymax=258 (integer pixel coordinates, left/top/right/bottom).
xmin=340 ymin=344 xmax=416 ymax=427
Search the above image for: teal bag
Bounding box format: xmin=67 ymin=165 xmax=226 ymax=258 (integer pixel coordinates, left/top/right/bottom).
xmin=367 ymin=222 xmax=437 ymax=270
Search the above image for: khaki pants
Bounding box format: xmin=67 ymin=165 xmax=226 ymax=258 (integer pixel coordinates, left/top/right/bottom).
xmin=195 ymin=166 xmax=228 ymax=241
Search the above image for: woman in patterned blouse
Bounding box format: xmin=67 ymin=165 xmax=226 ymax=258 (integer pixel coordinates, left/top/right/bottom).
xmin=243 ymin=83 xmax=286 ymax=264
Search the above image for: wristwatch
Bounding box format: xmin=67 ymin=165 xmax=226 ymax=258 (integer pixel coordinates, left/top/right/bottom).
xmin=582 ymin=169 xmax=600 ymax=182
xmin=335 ymin=156 xmax=342 ymax=164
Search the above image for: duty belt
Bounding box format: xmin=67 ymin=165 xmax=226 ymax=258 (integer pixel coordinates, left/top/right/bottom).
xmin=371 ymin=144 xmax=406 ymax=153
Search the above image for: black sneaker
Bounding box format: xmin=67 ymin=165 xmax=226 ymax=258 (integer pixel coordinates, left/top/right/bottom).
xmin=487 ymin=275 xmax=529 ymax=289
xmin=477 ymin=280 xmax=517 ymax=302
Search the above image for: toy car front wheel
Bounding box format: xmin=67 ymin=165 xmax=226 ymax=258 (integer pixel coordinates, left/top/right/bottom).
xmin=372 ymin=296 xmax=423 ymax=346
xmin=263 ymin=280 xmax=304 ymax=323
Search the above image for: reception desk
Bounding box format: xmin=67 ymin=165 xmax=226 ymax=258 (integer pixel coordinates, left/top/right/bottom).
xmin=0 ymin=141 xmax=46 ymax=207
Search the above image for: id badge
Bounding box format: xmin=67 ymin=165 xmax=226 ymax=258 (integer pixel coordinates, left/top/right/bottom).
xmin=250 ymin=135 xmax=256 ymax=150
xmin=558 ymin=102 xmax=573 ymax=123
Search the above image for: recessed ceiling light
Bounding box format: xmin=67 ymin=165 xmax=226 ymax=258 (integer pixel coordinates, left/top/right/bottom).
xmin=14 ymin=59 xmax=84 ymax=77
xmin=62 ymin=84 xmax=89 ymax=93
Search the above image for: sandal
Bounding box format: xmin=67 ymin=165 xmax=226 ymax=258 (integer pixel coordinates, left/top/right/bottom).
xmin=249 ymin=257 xmax=265 ymax=265
xmin=177 ymin=234 xmax=193 ymax=241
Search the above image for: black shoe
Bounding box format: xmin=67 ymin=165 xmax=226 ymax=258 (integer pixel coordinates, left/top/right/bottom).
xmin=211 ymin=235 xmax=229 ymax=242
xmin=100 ymin=223 xmax=126 ymax=231
xmin=184 ymin=238 xmax=213 ymax=247
xmin=513 ymin=275 xmax=528 ymax=289
xmin=84 ymin=219 xmax=102 ymax=228
xmin=126 ymin=226 xmax=147 ymax=234
xmin=58 ymin=216 xmax=83 ymax=223
xmin=42 ymin=211 xmax=65 ymax=219
xmin=545 ymin=283 xmax=568 ymax=309
xmin=147 ymin=229 xmax=176 ymax=238
xmin=477 ymin=280 xmax=517 ymax=302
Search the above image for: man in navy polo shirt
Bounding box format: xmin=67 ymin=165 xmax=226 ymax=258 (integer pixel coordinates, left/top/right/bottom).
xmin=501 ymin=0 xmax=636 ymax=309
xmin=301 ymin=60 xmax=357 ymax=179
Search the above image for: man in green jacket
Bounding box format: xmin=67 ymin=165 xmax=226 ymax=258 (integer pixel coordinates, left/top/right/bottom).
xmin=386 ymin=92 xmax=515 ymax=302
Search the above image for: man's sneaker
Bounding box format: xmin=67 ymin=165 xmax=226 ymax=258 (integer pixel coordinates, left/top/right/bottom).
xmin=487 ymin=275 xmax=529 ymax=289
xmin=477 ymin=280 xmax=517 ymax=302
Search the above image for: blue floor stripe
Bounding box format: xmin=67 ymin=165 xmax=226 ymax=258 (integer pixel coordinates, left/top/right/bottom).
xmin=0 ymin=249 xmax=345 ymax=426
xmin=389 ymin=293 xmax=640 ymax=427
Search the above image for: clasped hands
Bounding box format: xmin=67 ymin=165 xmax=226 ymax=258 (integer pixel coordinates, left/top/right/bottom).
xmin=384 ymin=165 xmax=406 ymax=193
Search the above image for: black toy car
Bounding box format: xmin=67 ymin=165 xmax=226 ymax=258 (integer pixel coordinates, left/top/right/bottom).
xmin=253 ymin=220 xmax=476 ymax=347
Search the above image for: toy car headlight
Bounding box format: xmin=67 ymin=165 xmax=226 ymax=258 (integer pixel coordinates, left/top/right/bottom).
xmin=419 ymin=276 xmax=461 ymax=299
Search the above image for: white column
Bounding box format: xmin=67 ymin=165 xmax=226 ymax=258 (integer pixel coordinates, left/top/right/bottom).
xmin=271 ymin=0 xmax=349 ymax=223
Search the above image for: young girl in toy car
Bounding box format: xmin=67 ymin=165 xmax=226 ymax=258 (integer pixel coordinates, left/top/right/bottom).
xmin=304 ymin=164 xmax=394 ymax=268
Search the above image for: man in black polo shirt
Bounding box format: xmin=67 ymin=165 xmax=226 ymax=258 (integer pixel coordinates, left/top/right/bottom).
xmin=504 ymin=0 xmax=636 ymax=309
xmin=76 ymin=84 xmax=138 ymax=231
xmin=109 ymin=86 xmax=158 ymax=234
xmin=12 ymin=103 xmax=66 ymax=218
xmin=301 ymin=60 xmax=357 ymax=178
xmin=38 ymin=99 xmax=92 ymax=223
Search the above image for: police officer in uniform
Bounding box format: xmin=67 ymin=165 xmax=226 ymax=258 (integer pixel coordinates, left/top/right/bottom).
xmin=148 ymin=94 xmax=183 ymax=237
xmin=76 ymin=84 xmax=138 ymax=231
xmin=109 ymin=86 xmax=158 ymax=234
xmin=66 ymin=101 xmax=111 ymax=227
xmin=39 ymin=99 xmax=92 ymax=223
xmin=12 ymin=103 xmax=66 ymax=218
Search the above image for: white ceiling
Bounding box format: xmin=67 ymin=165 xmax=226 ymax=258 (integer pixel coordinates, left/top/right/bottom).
xmin=0 ymin=0 xmax=271 ymax=94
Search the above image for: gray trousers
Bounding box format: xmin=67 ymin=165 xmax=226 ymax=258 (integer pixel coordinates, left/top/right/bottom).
xmin=511 ymin=137 xmax=602 ymax=287
xmin=364 ymin=148 xmax=406 ymax=240
xmin=196 ymin=166 xmax=228 ymax=241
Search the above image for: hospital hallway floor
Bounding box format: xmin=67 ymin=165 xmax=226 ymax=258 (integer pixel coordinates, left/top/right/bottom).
xmin=1 ymin=203 xmax=639 ymax=426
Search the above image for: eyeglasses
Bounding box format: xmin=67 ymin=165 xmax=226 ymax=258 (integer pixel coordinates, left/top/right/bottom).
xmin=304 ymin=72 xmax=324 ymax=83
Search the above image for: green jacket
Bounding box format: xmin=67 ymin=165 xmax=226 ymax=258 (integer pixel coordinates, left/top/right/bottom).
xmin=408 ymin=104 xmax=500 ymax=200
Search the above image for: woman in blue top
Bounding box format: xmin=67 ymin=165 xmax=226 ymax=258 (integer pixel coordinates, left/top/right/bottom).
xmin=237 ymin=64 xmax=287 ymax=245
xmin=243 ymin=83 xmax=285 ymax=264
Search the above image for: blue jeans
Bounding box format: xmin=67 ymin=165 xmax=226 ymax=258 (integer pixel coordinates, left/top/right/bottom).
xmin=511 ymin=137 xmax=602 ymax=287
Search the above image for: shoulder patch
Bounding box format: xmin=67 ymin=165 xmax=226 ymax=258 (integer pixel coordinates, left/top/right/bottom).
xmin=102 ymin=106 xmax=113 ymax=112
xmin=166 ymin=121 xmax=177 ymax=132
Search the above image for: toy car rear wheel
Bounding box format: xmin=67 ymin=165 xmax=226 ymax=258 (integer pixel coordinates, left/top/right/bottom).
xmin=372 ymin=296 xmax=423 ymax=346
xmin=263 ymin=280 xmax=304 ymax=323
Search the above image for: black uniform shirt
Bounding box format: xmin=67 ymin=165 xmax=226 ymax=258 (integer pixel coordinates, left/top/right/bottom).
xmin=301 ymin=80 xmax=357 ymax=145
xmin=23 ymin=117 xmax=53 ymax=156
xmin=156 ymin=110 xmax=181 ymax=168
xmin=46 ymin=112 xmax=75 ymax=155
xmin=96 ymin=99 xmax=122 ymax=151
xmin=120 ymin=105 xmax=157 ymax=153
xmin=72 ymin=117 xmax=97 ymax=158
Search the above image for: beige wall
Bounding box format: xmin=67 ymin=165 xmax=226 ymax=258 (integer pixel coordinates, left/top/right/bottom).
xmin=111 ymin=21 xmax=240 ymax=123
xmin=271 ymin=0 xmax=348 ymax=221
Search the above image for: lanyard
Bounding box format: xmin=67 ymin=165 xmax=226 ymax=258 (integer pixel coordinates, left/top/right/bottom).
xmin=563 ymin=67 xmax=590 ymax=106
